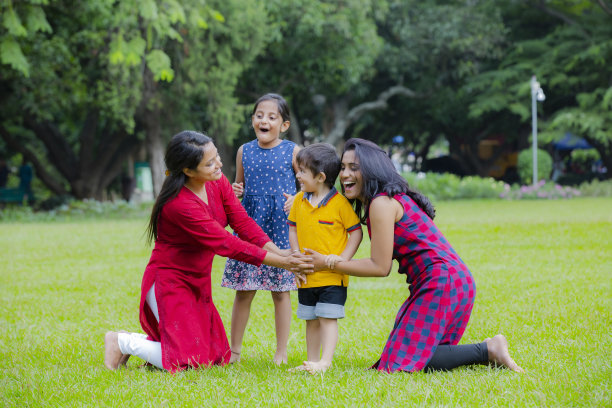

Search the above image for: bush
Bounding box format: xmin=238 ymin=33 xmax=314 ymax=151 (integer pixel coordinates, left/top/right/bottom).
xmin=517 ymin=148 xmax=553 ymax=184
xmin=0 ymin=198 xmax=152 ymax=222
xmin=500 ymin=180 xmax=581 ymax=200
xmin=402 ymin=172 xmax=506 ymax=202
xmin=578 ymin=178 xmax=612 ymax=197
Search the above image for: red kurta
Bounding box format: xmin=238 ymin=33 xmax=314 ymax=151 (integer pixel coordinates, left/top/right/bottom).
xmin=139 ymin=175 xmax=271 ymax=372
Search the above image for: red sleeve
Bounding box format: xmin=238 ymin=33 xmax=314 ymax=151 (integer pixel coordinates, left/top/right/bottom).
xmin=165 ymin=192 xmax=267 ymax=266
xmin=218 ymin=175 xmax=271 ymax=248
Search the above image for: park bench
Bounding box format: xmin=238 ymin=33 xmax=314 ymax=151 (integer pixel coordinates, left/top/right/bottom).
xmin=0 ymin=187 xmax=26 ymax=204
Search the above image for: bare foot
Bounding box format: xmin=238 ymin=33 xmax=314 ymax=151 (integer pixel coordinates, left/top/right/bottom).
xmin=303 ymin=360 xmax=331 ymax=375
xmin=485 ymin=334 xmax=524 ymax=373
xmin=104 ymin=331 xmax=125 ymax=370
xmin=273 ymin=351 xmax=288 ymax=366
xmin=117 ymin=331 xmax=130 ymax=366
xmin=288 ymin=363 xmax=308 ymax=373
xmin=229 ymin=350 xmax=240 ymax=364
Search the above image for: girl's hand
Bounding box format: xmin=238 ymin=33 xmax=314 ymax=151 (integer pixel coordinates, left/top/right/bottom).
xmin=232 ymin=182 xmax=244 ymax=198
xmin=283 ymin=193 xmax=295 ymax=214
xmin=325 ymin=254 xmax=345 ymax=270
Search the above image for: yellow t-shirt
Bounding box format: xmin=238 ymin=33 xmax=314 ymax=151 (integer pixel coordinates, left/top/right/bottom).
xmin=287 ymin=188 xmax=361 ymax=288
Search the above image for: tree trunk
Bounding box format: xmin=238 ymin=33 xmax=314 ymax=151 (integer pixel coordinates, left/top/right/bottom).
xmin=323 ymin=85 xmax=421 ymax=147
xmin=138 ymin=67 xmax=165 ymax=198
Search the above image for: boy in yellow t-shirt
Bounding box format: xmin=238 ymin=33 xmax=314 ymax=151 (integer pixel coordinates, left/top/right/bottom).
xmin=287 ymin=143 xmax=362 ymax=374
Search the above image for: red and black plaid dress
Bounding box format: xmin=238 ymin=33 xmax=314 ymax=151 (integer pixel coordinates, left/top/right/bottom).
xmin=370 ymin=193 xmax=475 ymax=373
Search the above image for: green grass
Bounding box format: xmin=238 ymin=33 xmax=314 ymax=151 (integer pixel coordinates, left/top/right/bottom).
xmin=1 ymin=198 xmax=611 ymax=407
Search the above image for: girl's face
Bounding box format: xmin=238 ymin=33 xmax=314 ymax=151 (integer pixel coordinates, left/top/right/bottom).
xmin=183 ymin=143 xmax=223 ymax=182
xmin=251 ymin=100 xmax=290 ymax=149
xmin=340 ymin=149 xmax=363 ymax=201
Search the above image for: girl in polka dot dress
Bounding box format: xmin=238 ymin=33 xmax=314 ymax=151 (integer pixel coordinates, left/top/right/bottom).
xmin=222 ymin=94 xmax=300 ymax=365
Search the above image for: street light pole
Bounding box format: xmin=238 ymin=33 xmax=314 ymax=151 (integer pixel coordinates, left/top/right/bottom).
xmin=530 ymin=76 xmax=545 ymax=186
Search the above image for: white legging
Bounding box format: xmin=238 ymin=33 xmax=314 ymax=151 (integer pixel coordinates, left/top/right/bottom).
xmin=117 ymin=283 xmax=165 ymax=369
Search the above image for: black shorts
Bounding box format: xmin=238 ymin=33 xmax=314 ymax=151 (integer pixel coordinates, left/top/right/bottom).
xmin=297 ymin=285 xmax=347 ymax=320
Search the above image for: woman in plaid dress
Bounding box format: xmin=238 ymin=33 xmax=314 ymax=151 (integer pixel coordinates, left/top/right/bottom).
xmin=300 ymin=138 xmax=523 ymax=374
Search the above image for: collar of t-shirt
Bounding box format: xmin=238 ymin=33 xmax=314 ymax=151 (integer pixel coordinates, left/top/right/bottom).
xmin=304 ymin=187 xmax=338 ymax=208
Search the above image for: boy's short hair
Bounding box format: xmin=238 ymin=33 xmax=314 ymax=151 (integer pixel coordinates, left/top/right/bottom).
xmin=296 ymin=143 xmax=340 ymax=188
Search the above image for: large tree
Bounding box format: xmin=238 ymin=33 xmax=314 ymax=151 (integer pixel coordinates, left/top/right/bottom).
xmin=0 ymin=0 xmax=268 ymax=198
xmin=466 ymin=0 xmax=612 ymax=177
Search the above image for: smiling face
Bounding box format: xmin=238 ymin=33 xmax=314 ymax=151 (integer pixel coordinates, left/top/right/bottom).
xmin=296 ymin=164 xmax=324 ymax=193
xmin=340 ymin=149 xmax=363 ymax=201
xmin=251 ymin=100 xmax=290 ymax=149
xmin=183 ymin=142 xmax=223 ymax=183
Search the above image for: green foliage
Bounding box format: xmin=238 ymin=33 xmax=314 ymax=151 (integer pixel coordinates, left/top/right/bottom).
xmin=0 ymin=199 xmax=152 ymax=222
xmin=578 ymin=178 xmax=612 ymax=197
xmin=402 ymin=172 xmax=506 ymax=202
xmin=517 ymin=148 xmax=553 ymax=184
xmin=500 ymin=180 xmax=581 ymax=200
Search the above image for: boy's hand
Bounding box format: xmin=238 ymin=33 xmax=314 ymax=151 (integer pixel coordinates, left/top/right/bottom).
xmin=283 ymin=193 xmax=295 ymax=214
xmin=325 ymin=254 xmax=345 ymax=270
xmin=232 ymin=182 xmax=244 ymax=198
xmin=294 ymin=272 xmax=307 ymax=287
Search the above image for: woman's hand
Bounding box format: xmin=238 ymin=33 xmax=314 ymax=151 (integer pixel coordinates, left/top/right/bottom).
xmin=300 ymin=248 xmax=327 ymax=272
xmin=325 ymin=254 xmax=345 ymax=270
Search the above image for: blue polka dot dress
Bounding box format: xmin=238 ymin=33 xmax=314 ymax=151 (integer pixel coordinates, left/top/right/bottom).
xmin=222 ymin=139 xmax=298 ymax=291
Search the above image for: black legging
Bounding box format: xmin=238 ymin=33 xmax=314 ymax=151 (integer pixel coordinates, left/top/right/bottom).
xmin=424 ymin=342 xmax=489 ymax=371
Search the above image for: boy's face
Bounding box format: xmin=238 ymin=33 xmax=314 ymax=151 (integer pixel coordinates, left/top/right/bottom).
xmin=296 ymin=164 xmax=324 ymax=193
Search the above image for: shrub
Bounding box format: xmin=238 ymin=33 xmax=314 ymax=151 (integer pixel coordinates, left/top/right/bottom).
xmin=517 ymin=148 xmax=553 ymax=184
xmin=500 ymin=180 xmax=581 ymax=200
xmin=578 ymin=178 xmax=612 ymax=197
xmin=402 ymin=172 xmax=506 ymax=202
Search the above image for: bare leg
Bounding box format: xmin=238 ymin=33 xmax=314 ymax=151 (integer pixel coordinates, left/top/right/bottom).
xmin=230 ymin=290 xmax=257 ymax=362
xmin=271 ymin=291 xmax=292 ymax=365
xmin=290 ymin=319 xmax=321 ymax=372
xmin=485 ymin=334 xmax=524 ymax=373
xmin=104 ymin=331 xmax=125 ymax=370
xmin=304 ymin=318 xmax=338 ymax=375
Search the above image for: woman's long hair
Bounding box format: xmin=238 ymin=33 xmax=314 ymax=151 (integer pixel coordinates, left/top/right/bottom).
xmin=146 ymin=131 xmax=212 ymax=243
xmin=341 ymin=138 xmax=435 ymax=223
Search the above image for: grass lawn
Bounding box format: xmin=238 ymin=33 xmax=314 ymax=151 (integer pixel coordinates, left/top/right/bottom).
xmin=1 ymin=198 xmax=610 ymax=407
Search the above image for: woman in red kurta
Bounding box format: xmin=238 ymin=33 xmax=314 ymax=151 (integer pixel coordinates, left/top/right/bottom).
xmin=104 ymin=131 xmax=298 ymax=372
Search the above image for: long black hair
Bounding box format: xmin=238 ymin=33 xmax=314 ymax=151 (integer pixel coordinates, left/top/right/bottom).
xmin=146 ymin=130 xmax=212 ymax=243
xmin=252 ymin=93 xmax=291 ymax=122
xmin=341 ymin=138 xmax=435 ymax=223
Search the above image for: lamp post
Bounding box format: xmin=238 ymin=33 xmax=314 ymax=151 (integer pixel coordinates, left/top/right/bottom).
xmin=530 ymin=76 xmax=545 ymax=186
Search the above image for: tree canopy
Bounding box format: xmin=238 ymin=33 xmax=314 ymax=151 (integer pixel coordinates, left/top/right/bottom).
xmin=1 ymin=0 xmax=610 ymax=201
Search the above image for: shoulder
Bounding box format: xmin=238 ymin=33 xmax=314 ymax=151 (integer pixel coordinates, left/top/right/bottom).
xmin=369 ymin=195 xmax=400 ymax=215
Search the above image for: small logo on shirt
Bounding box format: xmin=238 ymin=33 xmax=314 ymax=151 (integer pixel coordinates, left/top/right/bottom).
xmin=318 ymin=220 xmax=334 ymax=225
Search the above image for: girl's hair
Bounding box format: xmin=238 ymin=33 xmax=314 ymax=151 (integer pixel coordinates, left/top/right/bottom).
xmin=296 ymin=143 xmax=340 ymax=188
xmin=341 ymin=138 xmax=435 ymax=222
xmin=252 ymin=93 xmax=291 ymax=122
xmin=146 ymin=130 xmax=212 ymax=243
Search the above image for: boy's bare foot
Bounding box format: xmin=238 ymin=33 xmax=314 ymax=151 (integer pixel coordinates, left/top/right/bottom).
xmin=104 ymin=331 xmax=125 ymax=370
xmin=485 ymin=334 xmax=524 ymax=373
xmin=303 ymin=360 xmax=331 ymax=375
xmin=273 ymin=351 xmax=288 ymax=366
xmin=229 ymin=350 xmax=240 ymax=364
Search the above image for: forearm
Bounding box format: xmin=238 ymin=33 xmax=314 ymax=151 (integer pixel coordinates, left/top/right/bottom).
xmin=333 ymin=257 xmax=391 ymax=278
xmin=263 ymin=241 xmax=283 ymax=255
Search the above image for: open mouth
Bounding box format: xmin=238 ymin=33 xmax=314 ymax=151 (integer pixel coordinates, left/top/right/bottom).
xmin=343 ymin=181 xmax=356 ymax=192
